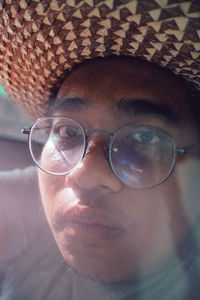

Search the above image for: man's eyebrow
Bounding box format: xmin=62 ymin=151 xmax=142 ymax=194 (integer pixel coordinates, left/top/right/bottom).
xmin=48 ymin=97 xmax=88 ymax=115
xmin=115 ymin=98 xmax=180 ymax=126
xmin=48 ymin=97 xmax=180 ymax=126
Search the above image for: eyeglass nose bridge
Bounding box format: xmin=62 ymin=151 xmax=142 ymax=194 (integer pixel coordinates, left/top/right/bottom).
xmin=83 ymin=128 xmax=114 ymax=158
xmin=86 ymin=128 xmax=114 ymax=137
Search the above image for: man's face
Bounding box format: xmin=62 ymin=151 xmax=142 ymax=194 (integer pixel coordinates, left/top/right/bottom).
xmin=39 ymin=57 xmax=200 ymax=282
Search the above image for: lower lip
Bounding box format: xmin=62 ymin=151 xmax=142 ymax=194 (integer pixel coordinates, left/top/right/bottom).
xmin=62 ymin=221 xmax=123 ymax=241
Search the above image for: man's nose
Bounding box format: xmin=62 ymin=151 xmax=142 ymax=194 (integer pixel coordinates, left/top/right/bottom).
xmin=65 ymin=138 xmax=122 ymax=193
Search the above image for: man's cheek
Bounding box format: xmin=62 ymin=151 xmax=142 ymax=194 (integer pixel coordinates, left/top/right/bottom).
xmin=39 ymin=170 xmax=65 ymax=199
xmin=175 ymin=158 xmax=200 ymax=221
xmin=39 ymin=173 xmax=76 ymax=224
xmin=38 ymin=171 xmax=59 ymax=220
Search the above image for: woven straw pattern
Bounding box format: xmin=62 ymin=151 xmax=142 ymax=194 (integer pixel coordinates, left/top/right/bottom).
xmin=0 ymin=0 xmax=200 ymax=119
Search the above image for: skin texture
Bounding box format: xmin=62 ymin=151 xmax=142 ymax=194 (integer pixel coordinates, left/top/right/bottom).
xmin=39 ymin=57 xmax=200 ymax=283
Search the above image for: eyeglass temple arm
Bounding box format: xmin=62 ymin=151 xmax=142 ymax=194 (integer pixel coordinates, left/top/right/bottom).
xmin=176 ymin=143 xmax=200 ymax=155
xmin=21 ymin=125 xmax=52 ymax=135
xmin=21 ymin=127 xmax=31 ymax=135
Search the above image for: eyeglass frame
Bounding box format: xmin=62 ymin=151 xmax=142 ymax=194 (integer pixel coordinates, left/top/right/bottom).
xmin=22 ymin=116 xmax=199 ymax=189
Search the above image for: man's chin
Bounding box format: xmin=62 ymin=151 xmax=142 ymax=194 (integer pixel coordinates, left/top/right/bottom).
xmin=51 ymin=223 xmax=157 ymax=283
xmin=57 ymin=242 xmax=139 ymax=283
xmin=65 ymin=256 xmax=134 ymax=283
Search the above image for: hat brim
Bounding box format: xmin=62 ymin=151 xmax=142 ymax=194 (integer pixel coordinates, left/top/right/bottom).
xmin=0 ymin=0 xmax=199 ymax=119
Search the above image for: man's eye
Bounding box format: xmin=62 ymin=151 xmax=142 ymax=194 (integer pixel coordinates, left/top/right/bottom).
xmin=131 ymin=131 xmax=160 ymax=144
xmin=53 ymin=124 xmax=82 ymax=138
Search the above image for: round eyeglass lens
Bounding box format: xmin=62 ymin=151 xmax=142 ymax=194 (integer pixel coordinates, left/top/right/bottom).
xmin=29 ymin=117 xmax=85 ymax=175
xmin=110 ymin=125 xmax=176 ymax=188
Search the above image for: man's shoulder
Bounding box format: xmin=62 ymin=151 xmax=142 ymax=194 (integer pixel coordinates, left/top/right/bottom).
xmin=0 ymin=222 xmax=72 ymax=300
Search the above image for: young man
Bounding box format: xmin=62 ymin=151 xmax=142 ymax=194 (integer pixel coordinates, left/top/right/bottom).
xmin=0 ymin=1 xmax=200 ymax=299
xmin=39 ymin=55 xmax=200 ymax=279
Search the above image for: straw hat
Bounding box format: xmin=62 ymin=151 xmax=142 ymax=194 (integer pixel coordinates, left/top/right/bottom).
xmin=0 ymin=0 xmax=199 ymax=119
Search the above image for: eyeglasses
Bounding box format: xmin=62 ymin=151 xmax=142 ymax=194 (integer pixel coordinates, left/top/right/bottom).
xmin=22 ymin=116 xmax=193 ymax=189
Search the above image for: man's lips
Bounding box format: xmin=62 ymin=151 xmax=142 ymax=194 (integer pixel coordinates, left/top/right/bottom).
xmin=52 ymin=207 xmax=125 ymax=240
xmin=63 ymin=220 xmax=124 ymax=241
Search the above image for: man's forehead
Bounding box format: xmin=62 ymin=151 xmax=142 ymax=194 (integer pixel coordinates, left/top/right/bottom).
xmin=58 ymin=57 xmax=172 ymax=85
xmin=53 ymin=56 xmax=192 ymax=128
xmin=57 ymin=56 xmax=188 ymax=101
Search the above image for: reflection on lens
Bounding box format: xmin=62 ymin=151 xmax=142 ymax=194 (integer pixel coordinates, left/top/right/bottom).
xmin=110 ymin=125 xmax=176 ymax=188
xmin=29 ymin=117 xmax=85 ymax=175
